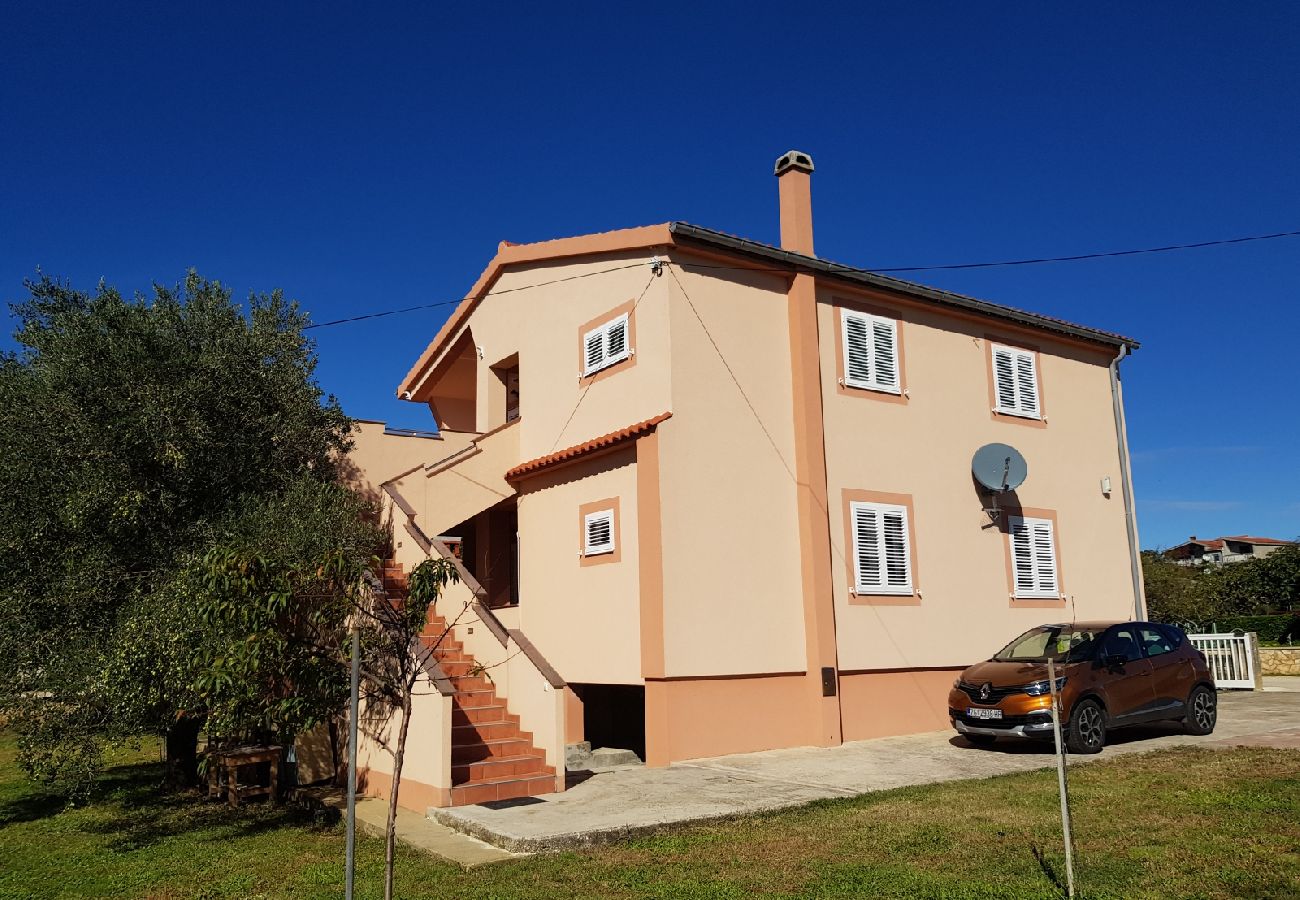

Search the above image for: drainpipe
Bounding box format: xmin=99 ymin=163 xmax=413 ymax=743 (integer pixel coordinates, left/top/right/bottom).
xmin=1109 ymin=344 xmax=1146 ymax=620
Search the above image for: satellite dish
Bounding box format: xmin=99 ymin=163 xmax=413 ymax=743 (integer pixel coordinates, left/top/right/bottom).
xmin=972 ymin=443 xmax=1027 ymax=493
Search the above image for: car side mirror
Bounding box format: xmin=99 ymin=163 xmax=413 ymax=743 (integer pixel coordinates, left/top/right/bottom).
xmin=1104 ymin=653 xmax=1128 ymax=669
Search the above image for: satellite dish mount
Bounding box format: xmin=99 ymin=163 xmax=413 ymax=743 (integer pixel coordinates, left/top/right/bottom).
xmin=971 ymin=443 xmax=1028 ymax=523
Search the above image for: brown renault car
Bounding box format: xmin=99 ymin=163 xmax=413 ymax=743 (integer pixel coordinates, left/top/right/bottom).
xmin=949 ymin=621 xmax=1217 ymax=753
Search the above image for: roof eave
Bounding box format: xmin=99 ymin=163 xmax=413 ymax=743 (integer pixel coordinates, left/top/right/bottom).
xmin=668 ymin=222 xmax=1140 ymax=351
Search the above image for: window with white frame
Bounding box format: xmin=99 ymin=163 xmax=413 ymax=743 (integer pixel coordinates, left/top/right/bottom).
xmin=583 ymin=508 xmax=615 ymax=556
xmin=991 ymin=344 xmax=1041 ymax=418
xmin=582 ymin=313 xmax=631 ymax=376
xmin=1008 ymin=515 xmax=1060 ymax=598
xmin=841 ymin=310 xmax=900 ymax=393
xmin=850 ymin=501 xmax=913 ymax=594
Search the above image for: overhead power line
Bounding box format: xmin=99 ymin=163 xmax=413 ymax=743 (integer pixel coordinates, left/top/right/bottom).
xmin=874 ymin=227 xmax=1300 ymax=272
xmin=305 ymin=227 xmax=1300 ymax=330
xmin=304 ymin=261 xmax=647 ymax=330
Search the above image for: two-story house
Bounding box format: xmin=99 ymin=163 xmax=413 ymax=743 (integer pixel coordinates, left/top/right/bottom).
xmin=1164 ymin=535 xmax=1294 ymax=566
xmin=351 ymin=151 xmax=1145 ymax=810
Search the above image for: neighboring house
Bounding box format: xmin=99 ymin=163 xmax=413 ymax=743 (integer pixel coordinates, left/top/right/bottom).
xmin=351 ymin=151 xmax=1144 ymax=810
xmin=1164 ymin=535 xmax=1295 ymax=566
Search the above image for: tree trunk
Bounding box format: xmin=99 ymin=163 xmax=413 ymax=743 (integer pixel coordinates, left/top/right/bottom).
xmin=164 ymin=715 xmax=204 ymax=790
xmin=384 ymin=691 xmax=412 ymax=900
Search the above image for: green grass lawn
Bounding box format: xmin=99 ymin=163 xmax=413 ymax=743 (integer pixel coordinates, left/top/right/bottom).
xmin=2 ymin=732 xmax=1298 ymax=899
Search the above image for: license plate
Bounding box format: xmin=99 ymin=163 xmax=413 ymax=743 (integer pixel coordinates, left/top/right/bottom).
xmin=967 ymin=707 xmax=1003 ymax=720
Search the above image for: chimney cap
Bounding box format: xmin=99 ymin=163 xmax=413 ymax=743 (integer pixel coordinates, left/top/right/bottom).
xmin=774 ymin=150 xmax=814 ymax=176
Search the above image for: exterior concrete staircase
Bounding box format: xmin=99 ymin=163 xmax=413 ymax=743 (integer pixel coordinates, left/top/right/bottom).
xmin=383 ymin=560 xmax=557 ymax=806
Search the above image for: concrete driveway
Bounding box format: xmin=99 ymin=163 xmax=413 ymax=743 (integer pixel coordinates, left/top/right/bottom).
xmin=433 ymin=688 xmax=1300 ymax=852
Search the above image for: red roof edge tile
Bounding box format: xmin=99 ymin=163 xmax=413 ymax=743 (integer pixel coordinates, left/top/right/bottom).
xmin=505 ymin=412 xmax=672 ymax=481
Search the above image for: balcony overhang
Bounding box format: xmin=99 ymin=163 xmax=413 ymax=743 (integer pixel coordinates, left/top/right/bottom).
xmin=505 ymin=412 xmax=671 ymax=483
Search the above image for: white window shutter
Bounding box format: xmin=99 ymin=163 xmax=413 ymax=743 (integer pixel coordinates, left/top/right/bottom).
xmin=1031 ymin=519 xmax=1058 ymax=594
xmin=583 ymin=313 xmax=631 ymax=376
xmin=1009 ymin=515 xmax=1058 ymax=598
xmin=881 ymin=509 xmax=911 ymax=589
xmin=605 ymin=314 xmax=629 ymax=364
xmin=843 ymin=313 xmax=872 ymax=386
xmin=992 ymin=344 xmax=1041 ymax=419
xmin=1010 ymin=519 xmax=1037 ymax=595
xmin=1015 ymin=353 xmax=1039 ymax=417
xmin=842 ymin=310 xmax=900 ymax=394
xmin=993 ymin=347 xmax=1017 ymax=412
xmin=584 ymin=329 xmax=605 ymax=375
xmin=872 ymin=319 xmax=899 ymax=391
xmin=584 ymin=510 xmax=615 ymax=555
xmin=851 ymin=501 xmax=913 ymax=595
xmin=853 ymin=505 xmax=882 ymax=590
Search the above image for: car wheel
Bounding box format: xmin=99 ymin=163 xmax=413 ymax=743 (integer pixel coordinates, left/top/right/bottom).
xmin=964 ymin=734 xmax=997 ymax=747
xmin=1185 ymin=685 xmax=1217 ymax=736
xmin=1066 ymin=699 xmax=1106 ymax=754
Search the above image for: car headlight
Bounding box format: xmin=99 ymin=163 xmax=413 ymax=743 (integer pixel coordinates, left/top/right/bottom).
xmin=1022 ymin=676 xmax=1067 ymax=697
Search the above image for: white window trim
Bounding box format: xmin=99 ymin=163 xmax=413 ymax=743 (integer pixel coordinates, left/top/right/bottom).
xmin=991 ymin=344 xmax=1041 ymax=420
xmin=849 ymin=500 xmax=913 ymax=596
xmin=583 ymin=509 xmax=616 ymax=556
xmin=1008 ymin=515 xmax=1061 ymax=599
xmin=582 ymin=312 xmax=632 ymax=377
xmin=841 ymin=309 xmax=901 ymax=395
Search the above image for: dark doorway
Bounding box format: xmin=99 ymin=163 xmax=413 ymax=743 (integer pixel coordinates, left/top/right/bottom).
xmin=573 ymin=684 xmax=645 ymax=760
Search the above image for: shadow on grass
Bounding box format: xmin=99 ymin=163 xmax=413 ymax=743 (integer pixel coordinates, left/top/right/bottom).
xmin=1030 ymin=842 xmax=1067 ymax=898
xmin=2 ymin=755 xmax=328 ymax=853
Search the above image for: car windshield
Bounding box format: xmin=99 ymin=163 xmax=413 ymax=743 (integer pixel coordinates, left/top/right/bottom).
xmin=992 ymin=625 xmax=1105 ymax=663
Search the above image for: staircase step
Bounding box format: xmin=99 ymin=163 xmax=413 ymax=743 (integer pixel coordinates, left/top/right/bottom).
xmin=452 ymin=737 xmax=536 ymax=763
xmin=452 ymin=755 xmax=553 ymax=786
xmin=439 ymin=660 xmax=484 ymax=677
xmin=448 ymin=674 xmax=493 ymax=692
xmin=448 ymin=772 xmax=557 ymax=806
xmin=452 ymin=720 xmax=524 ymax=743
xmin=452 ymin=689 xmax=499 ymax=708
xmin=453 ymin=705 xmax=516 ymax=726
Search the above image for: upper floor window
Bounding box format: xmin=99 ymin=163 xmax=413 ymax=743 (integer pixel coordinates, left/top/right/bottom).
xmin=1008 ymin=515 xmax=1060 ymax=599
xmin=841 ymin=310 xmax=900 ymax=394
xmin=582 ymin=313 xmax=631 ymax=376
xmin=991 ymin=344 xmax=1041 ymax=419
xmin=850 ymin=500 xmax=912 ymax=595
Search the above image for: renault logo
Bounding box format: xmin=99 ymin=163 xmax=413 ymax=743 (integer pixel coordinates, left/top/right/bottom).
xmin=979 ymin=683 xmax=992 ymax=701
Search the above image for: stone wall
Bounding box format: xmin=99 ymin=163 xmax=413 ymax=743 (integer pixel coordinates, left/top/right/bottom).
xmin=1259 ymin=647 xmax=1300 ymax=676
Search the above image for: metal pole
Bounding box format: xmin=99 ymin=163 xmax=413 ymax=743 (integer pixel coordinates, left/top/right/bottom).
xmin=1047 ymin=657 xmax=1076 ymax=899
xmin=345 ymin=627 xmax=360 ymax=900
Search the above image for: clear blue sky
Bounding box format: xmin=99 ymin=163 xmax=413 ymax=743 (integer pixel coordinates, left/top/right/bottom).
xmin=2 ymin=3 xmax=1297 ymax=549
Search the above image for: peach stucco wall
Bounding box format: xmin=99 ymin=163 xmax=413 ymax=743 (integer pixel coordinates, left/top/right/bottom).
xmin=816 ymin=286 xmax=1136 ymax=673
xmin=646 ymin=674 xmax=808 ymax=764
xmin=516 ymin=447 xmax=643 ymax=685
xmin=838 ymin=669 xmax=962 ymax=742
xmin=354 ymin=676 xmax=453 ymax=811
xmin=344 ymin=420 xmax=472 ymax=501
xmin=655 ymin=257 xmax=807 ymax=678
xmin=417 ymin=420 xmax=520 ymax=537
xmin=418 ymin=250 xmax=674 ymax=464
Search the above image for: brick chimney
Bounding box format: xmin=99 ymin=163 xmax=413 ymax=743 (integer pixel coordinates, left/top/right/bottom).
xmin=774 ymin=150 xmax=815 ymax=256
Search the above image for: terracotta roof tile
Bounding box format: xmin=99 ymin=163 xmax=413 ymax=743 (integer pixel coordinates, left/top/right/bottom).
xmin=1220 ymin=535 xmax=1294 ymax=545
xmin=505 ymin=412 xmax=671 ymax=481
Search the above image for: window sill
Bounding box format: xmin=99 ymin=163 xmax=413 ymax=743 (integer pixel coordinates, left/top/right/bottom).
xmin=991 ymin=408 xmax=1047 ymax=428
xmin=849 ymin=589 xmax=921 ymax=606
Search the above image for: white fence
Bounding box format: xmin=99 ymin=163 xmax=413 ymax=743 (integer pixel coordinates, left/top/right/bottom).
xmin=1188 ymin=632 xmax=1258 ymax=689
